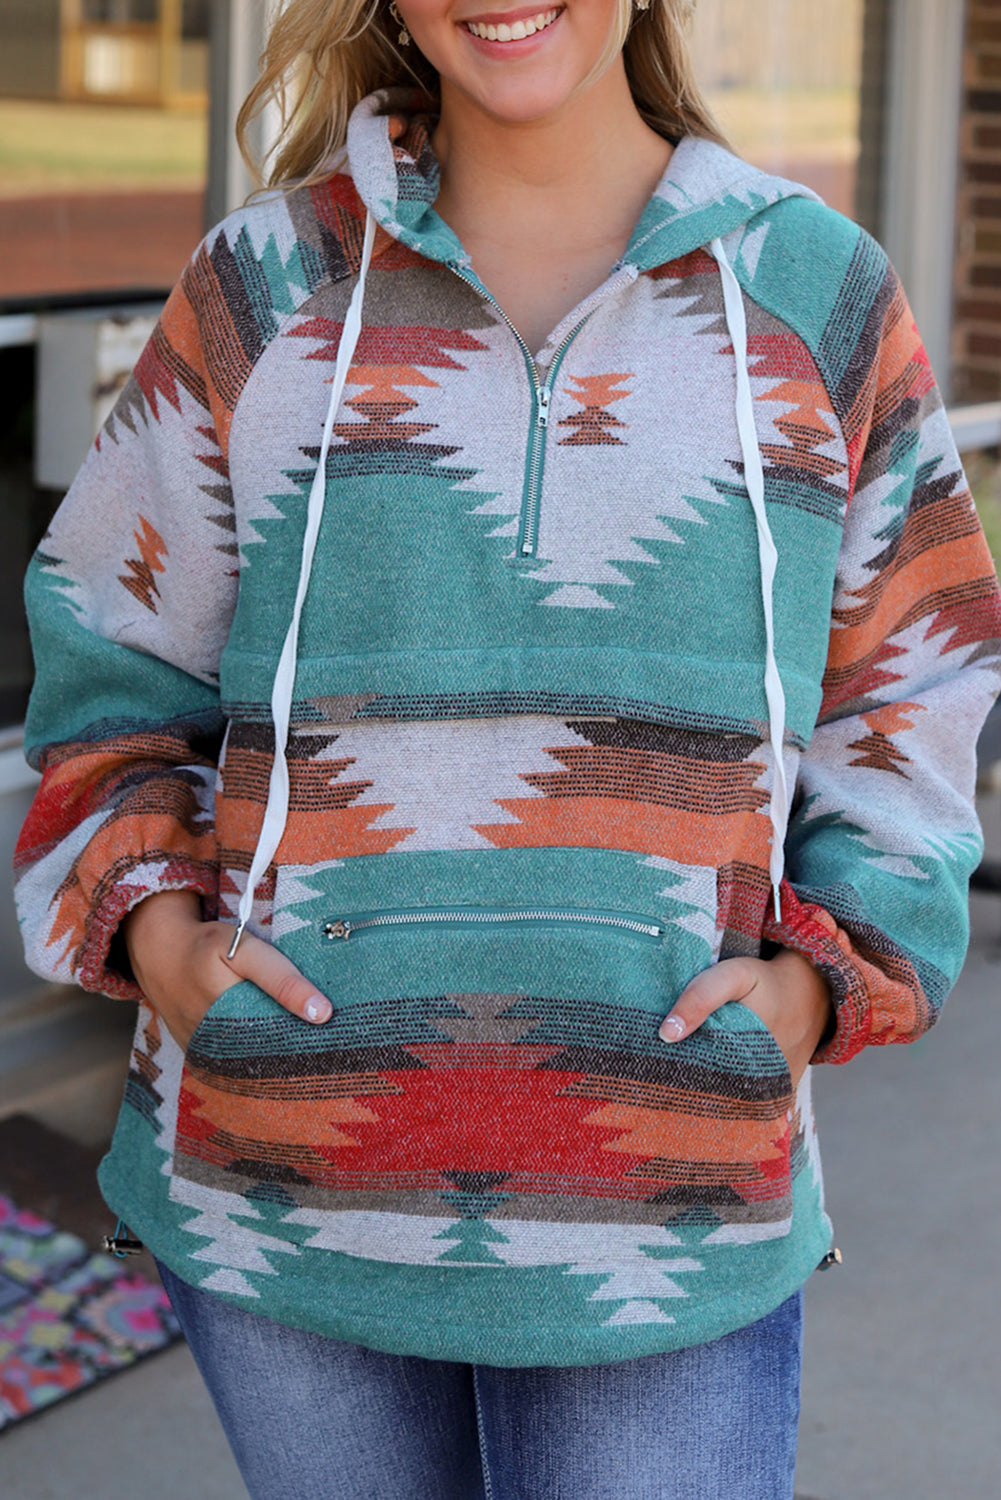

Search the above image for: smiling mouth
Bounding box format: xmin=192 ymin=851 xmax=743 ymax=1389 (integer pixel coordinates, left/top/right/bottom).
xmin=464 ymin=7 xmax=564 ymax=42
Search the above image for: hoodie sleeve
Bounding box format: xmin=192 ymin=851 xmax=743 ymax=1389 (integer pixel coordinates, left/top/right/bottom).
xmin=763 ymin=266 xmax=1001 ymax=1063
xmin=13 ymin=258 xmax=240 ymax=1000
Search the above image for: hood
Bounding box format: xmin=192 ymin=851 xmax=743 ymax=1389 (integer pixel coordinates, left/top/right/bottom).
xmin=345 ymin=87 xmax=820 ymax=273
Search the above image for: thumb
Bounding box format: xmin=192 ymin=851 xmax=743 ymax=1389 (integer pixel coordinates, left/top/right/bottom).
xmin=659 ymin=958 xmax=760 ymax=1044
xmin=225 ymin=930 xmax=332 ymax=1025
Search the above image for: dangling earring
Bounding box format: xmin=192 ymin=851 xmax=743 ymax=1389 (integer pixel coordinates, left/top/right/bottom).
xmin=389 ymin=2 xmax=411 ymax=45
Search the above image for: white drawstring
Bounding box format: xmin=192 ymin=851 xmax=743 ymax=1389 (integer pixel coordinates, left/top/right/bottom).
xmin=709 ymin=235 xmax=789 ymax=920
xmin=228 ymin=210 xmax=377 ymax=958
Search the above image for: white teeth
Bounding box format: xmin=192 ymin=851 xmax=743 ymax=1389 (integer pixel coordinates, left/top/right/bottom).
xmin=467 ymin=8 xmax=560 ymax=42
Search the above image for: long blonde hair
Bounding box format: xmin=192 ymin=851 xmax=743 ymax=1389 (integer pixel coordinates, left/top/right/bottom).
xmin=238 ymin=0 xmax=726 ymax=190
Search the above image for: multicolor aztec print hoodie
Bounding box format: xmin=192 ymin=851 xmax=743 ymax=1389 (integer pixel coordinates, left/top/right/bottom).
xmin=16 ymin=91 xmax=1001 ymax=1366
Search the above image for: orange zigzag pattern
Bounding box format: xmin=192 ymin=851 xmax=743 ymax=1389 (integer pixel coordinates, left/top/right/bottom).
xmin=119 ymin=516 xmax=167 ymax=614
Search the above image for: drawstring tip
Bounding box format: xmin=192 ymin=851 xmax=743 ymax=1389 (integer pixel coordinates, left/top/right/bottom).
xmin=772 ymin=882 xmax=782 ymax=923
xmin=103 ymin=1218 xmax=143 ymax=1258
xmin=227 ymin=918 xmax=247 ymax=961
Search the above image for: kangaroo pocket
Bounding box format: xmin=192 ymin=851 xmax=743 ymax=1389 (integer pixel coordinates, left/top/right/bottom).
xmin=173 ymin=899 xmax=796 ymax=1251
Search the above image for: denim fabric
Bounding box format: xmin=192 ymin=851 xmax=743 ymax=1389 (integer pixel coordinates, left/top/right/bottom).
xmin=157 ymin=1261 xmax=802 ymax=1500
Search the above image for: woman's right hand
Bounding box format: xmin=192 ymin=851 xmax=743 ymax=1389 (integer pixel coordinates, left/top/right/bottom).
xmin=122 ymin=889 xmax=333 ymax=1051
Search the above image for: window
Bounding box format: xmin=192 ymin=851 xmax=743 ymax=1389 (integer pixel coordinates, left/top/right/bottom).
xmin=691 ymin=0 xmax=867 ymax=222
xmin=0 ymin=0 xmax=208 ymax=304
xmin=0 ymin=0 xmax=210 ymax=732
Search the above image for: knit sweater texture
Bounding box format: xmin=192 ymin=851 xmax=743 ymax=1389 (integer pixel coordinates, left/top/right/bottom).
xmin=15 ymin=91 xmax=1001 ymax=1365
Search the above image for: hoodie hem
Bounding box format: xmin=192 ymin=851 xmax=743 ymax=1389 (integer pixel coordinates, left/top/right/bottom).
xmin=98 ymin=1153 xmax=832 ymax=1368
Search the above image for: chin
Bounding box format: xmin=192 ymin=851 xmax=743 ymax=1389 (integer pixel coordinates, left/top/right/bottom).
xmin=457 ymin=75 xmax=585 ymax=125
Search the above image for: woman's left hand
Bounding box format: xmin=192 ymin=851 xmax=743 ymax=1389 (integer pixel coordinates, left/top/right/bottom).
xmin=659 ymin=949 xmax=835 ymax=1087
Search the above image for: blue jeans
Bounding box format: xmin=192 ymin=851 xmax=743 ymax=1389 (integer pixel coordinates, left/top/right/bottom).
xmin=157 ymin=1261 xmax=802 ymax=1500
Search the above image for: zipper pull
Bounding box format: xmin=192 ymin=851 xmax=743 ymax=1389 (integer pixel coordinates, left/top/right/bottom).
xmin=536 ymin=386 xmax=551 ymax=428
xmin=323 ymin=920 xmax=351 ymax=940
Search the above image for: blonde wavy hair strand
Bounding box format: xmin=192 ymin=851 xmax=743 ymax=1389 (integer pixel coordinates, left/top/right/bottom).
xmin=238 ymin=0 xmax=726 ymax=191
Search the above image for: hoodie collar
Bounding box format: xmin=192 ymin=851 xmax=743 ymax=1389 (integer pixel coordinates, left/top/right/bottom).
xmin=346 ymin=88 xmax=819 ymax=273
xmin=624 ymin=134 xmax=820 ymax=267
xmin=346 ymin=89 xmax=468 ymax=266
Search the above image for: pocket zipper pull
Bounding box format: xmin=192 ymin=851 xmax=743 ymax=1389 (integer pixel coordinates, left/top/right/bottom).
xmin=103 ymin=1218 xmax=144 ymax=1258
xmin=323 ymin=920 xmax=351 ymax=940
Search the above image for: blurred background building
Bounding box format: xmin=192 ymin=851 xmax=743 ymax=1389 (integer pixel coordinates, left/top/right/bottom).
xmin=0 ymin=0 xmax=999 ymax=1132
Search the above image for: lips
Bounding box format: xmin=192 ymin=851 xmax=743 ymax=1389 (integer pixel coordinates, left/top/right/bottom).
xmin=463 ymin=6 xmax=564 ymax=43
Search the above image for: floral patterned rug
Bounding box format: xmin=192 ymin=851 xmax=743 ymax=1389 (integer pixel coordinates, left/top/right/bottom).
xmin=0 ymin=1194 xmax=180 ymax=1431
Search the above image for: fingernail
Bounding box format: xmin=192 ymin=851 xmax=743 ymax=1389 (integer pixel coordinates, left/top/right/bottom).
xmin=659 ymin=1015 xmax=687 ymax=1043
xmin=304 ymin=995 xmax=332 ymax=1024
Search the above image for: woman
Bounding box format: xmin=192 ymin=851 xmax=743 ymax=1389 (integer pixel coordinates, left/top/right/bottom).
xmin=15 ymin=0 xmax=1001 ymax=1495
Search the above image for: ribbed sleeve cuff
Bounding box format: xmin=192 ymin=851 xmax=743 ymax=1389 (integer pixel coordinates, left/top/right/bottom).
xmin=76 ymin=859 xmax=219 ymax=1000
xmin=763 ymin=882 xmax=875 ymax=1065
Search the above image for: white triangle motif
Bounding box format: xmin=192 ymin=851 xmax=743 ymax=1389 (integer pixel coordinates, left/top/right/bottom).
xmin=538 ymin=583 xmax=615 ymax=610
xmin=199 ymin=1267 xmax=261 ymax=1297
xmin=603 ymin=1300 xmax=676 ymax=1325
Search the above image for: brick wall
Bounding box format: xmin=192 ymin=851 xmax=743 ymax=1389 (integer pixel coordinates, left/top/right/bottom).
xmin=954 ymin=0 xmax=1001 ymax=403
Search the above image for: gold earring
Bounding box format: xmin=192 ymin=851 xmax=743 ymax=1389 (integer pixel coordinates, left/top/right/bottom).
xmin=389 ymin=2 xmax=411 ymax=44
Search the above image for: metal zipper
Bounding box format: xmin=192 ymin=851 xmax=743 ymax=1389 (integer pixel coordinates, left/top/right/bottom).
xmin=322 ymin=906 xmax=665 ymax=942
xmin=447 ymin=263 xmax=592 ymax=559
xmin=519 ymin=327 xmax=583 ymax=557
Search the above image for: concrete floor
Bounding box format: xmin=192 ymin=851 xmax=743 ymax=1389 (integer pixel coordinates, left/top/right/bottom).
xmin=796 ymin=922 xmax=1001 ymax=1498
xmin=3 ymin=853 xmax=999 ymax=1498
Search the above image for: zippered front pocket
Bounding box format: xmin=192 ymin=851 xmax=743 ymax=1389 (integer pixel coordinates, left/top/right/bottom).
xmin=175 ymin=870 xmax=796 ymax=1245
xmin=320 ymin=906 xmax=666 ymax=944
